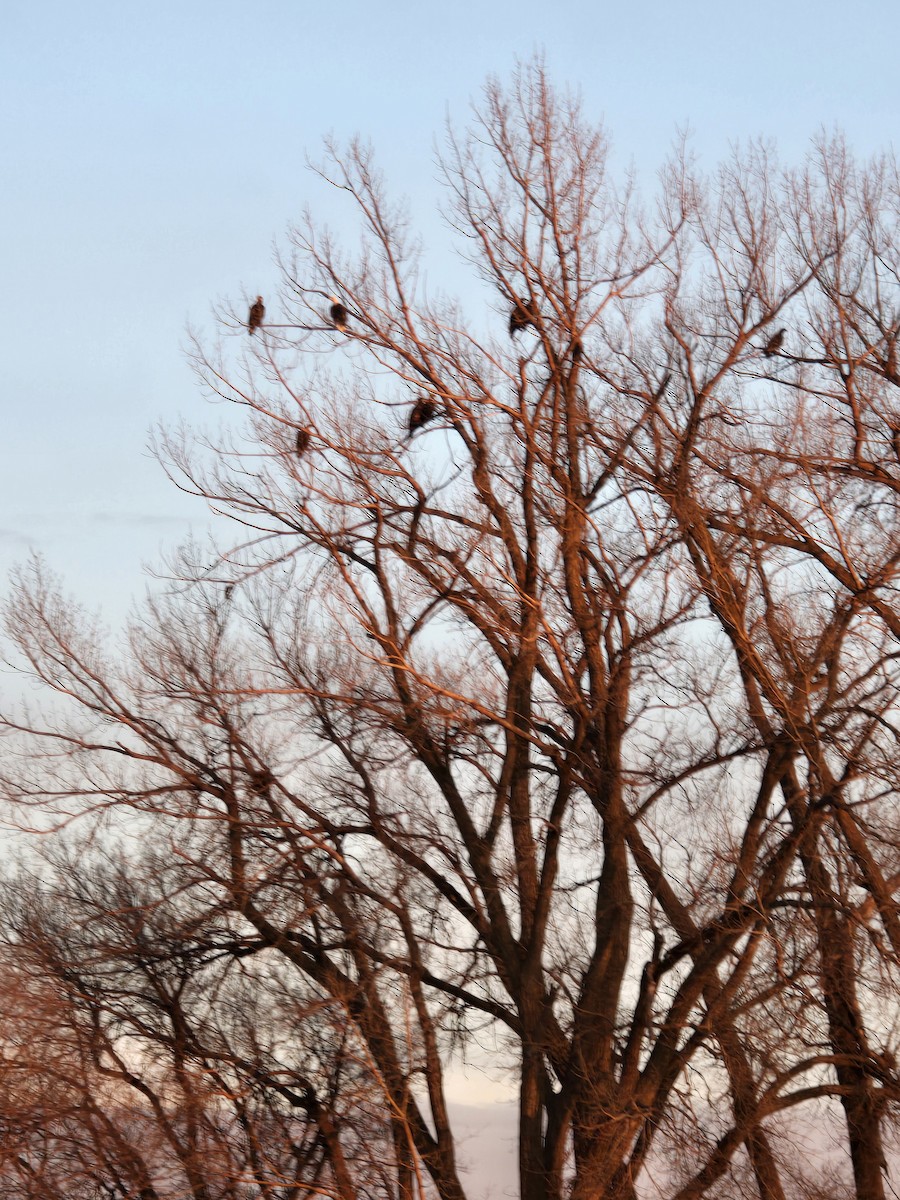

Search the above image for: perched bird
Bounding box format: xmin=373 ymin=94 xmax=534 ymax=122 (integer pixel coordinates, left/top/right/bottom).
xmin=329 ymin=295 xmax=349 ymax=332
xmin=295 ymin=428 xmax=311 ymax=457
xmin=572 ymin=340 xmax=584 ymax=362
xmin=408 ymin=396 xmax=438 ymax=437
xmin=509 ymin=296 xmax=538 ymax=337
xmin=248 ymin=296 xmax=265 ymax=335
xmin=762 ymin=328 xmax=785 ymax=357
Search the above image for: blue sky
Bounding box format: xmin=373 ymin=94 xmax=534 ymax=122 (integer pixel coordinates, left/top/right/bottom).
xmin=1 ymin=0 xmax=898 ymax=624
xmin=0 ymin=0 xmax=898 ymax=1178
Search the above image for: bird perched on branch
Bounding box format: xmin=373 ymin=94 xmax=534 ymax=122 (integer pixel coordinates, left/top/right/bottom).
xmin=247 ymin=296 xmax=265 ymax=335
xmin=408 ymin=397 xmax=438 ymax=437
xmin=295 ymin=428 xmax=311 ymax=458
xmin=763 ymin=328 xmax=785 ymax=357
xmin=509 ymin=297 xmax=538 ymax=336
xmin=329 ymin=296 xmax=349 ymax=332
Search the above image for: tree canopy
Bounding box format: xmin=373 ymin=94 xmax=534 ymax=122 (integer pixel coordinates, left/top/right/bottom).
xmin=3 ymin=62 xmax=900 ymax=1200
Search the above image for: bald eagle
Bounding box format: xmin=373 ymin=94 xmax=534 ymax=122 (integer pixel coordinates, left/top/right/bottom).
xmin=509 ymin=297 xmax=538 ymax=337
xmin=763 ymin=328 xmax=785 ymax=357
xmin=248 ymin=296 xmax=265 ymax=335
xmin=295 ymin=428 xmax=311 ymax=457
xmin=329 ymin=296 xmax=349 ymax=332
xmin=408 ymin=397 xmax=438 ymax=437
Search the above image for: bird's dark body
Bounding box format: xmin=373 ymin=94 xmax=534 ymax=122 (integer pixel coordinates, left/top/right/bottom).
xmin=295 ymin=428 xmax=311 ymax=457
xmin=248 ymin=296 xmax=265 ymax=335
xmin=408 ymin=397 xmax=438 ymax=436
xmin=330 ymin=300 xmax=349 ymax=331
xmin=509 ymin=297 xmax=537 ymax=336
xmin=763 ymin=328 xmax=785 ymax=357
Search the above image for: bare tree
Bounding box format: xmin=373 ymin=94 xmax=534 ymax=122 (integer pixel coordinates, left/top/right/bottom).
xmin=3 ymin=61 xmax=900 ymax=1200
xmin=0 ymin=844 xmax=391 ymax=1200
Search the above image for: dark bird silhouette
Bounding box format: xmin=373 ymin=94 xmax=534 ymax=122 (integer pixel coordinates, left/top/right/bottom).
xmin=295 ymin=428 xmax=311 ymax=457
xmin=408 ymin=397 xmax=438 ymax=437
xmin=329 ymin=296 xmax=349 ymax=332
xmin=509 ymin=297 xmax=538 ymax=337
xmin=248 ymin=296 xmax=265 ymax=335
xmin=763 ymin=328 xmax=785 ymax=357
xmin=572 ymin=340 xmax=584 ymax=362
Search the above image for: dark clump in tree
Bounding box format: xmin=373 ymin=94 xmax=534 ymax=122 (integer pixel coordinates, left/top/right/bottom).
xmin=329 ymin=295 xmax=349 ymax=331
xmin=247 ymin=294 xmax=265 ymax=334
xmin=295 ymin=426 xmax=311 ymax=457
xmin=3 ymin=61 xmax=900 ymax=1200
xmin=407 ymin=396 xmax=438 ymax=437
xmin=762 ymin=326 xmax=785 ymax=356
xmin=509 ymin=294 xmax=538 ymax=335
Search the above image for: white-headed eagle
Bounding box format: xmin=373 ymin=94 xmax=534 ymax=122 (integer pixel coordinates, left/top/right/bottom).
xmin=329 ymin=296 xmax=349 ymax=332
